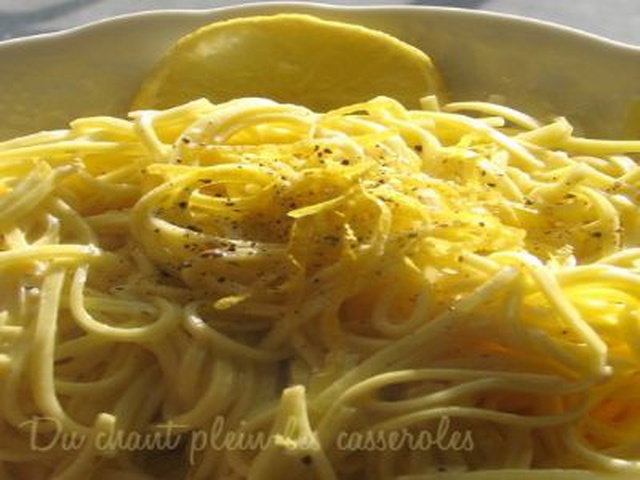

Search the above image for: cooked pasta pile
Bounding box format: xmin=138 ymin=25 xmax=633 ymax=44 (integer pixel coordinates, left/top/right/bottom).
xmin=1 ymin=95 xmax=640 ymax=479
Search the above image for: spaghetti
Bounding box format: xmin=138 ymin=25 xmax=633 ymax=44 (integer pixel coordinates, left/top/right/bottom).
xmin=0 ymin=95 xmax=639 ymax=479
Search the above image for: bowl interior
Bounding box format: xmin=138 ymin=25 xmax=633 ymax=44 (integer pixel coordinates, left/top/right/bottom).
xmin=1 ymin=3 xmax=639 ymax=140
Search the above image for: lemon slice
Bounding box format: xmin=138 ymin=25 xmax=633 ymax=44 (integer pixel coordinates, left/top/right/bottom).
xmin=131 ymin=14 xmax=445 ymax=112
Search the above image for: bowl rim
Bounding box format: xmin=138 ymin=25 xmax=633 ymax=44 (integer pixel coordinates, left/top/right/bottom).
xmin=1 ymin=1 xmax=639 ymax=52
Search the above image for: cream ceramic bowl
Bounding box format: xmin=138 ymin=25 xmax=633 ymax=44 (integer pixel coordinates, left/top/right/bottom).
xmin=1 ymin=3 xmax=639 ymax=141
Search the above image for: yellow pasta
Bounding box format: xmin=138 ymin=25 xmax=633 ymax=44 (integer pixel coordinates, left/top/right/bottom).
xmin=0 ymin=95 xmax=639 ymax=479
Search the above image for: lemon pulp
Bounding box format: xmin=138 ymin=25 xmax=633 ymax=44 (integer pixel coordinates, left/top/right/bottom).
xmin=131 ymin=14 xmax=445 ymax=112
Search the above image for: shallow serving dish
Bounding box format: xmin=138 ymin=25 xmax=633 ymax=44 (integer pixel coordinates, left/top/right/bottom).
xmin=0 ymin=2 xmax=639 ymax=141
